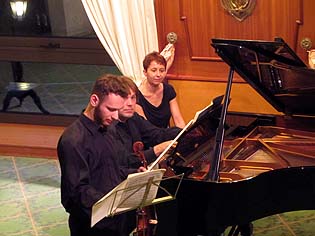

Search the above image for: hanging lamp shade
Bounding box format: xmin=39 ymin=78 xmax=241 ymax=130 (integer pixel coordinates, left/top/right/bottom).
xmin=10 ymin=0 xmax=28 ymax=20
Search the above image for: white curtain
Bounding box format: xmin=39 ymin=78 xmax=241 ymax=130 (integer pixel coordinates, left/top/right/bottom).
xmin=81 ymin=0 xmax=159 ymax=85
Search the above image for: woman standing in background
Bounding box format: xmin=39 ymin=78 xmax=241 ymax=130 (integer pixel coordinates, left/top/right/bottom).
xmin=135 ymin=49 xmax=185 ymax=128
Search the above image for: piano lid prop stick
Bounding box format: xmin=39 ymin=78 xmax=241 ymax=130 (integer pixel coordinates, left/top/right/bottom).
xmin=148 ymin=99 xmax=216 ymax=171
xmin=147 ymin=119 xmax=194 ymax=171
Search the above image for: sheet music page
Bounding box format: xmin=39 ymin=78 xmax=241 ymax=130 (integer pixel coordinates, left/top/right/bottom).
xmin=148 ymin=99 xmax=216 ymax=171
xmin=192 ymin=101 xmax=213 ymax=123
xmin=148 ymin=120 xmax=193 ymax=171
xmin=91 ymin=180 xmax=127 ymax=227
xmin=118 ymin=169 xmax=165 ymax=208
xmin=91 ymin=169 xmax=165 ymax=227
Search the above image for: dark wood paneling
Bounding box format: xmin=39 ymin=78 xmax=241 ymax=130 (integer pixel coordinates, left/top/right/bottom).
xmin=155 ymin=0 xmax=309 ymax=82
xmin=154 ymin=0 xmax=315 ymax=119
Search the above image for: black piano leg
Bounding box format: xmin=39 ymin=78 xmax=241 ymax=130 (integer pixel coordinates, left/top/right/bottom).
xmin=207 ymin=228 xmax=225 ymax=236
xmin=238 ymin=223 xmax=253 ymax=236
xmin=227 ymin=223 xmax=253 ymax=236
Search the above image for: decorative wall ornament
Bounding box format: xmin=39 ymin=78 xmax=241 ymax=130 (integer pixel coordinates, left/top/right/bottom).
xmin=167 ymin=32 xmax=178 ymax=44
xmin=300 ymin=37 xmax=312 ymax=51
xmin=160 ymin=32 xmax=177 ymax=62
xmin=220 ymin=0 xmax=256 ymax=22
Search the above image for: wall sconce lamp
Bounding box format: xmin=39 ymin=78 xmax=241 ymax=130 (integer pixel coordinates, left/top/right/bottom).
xmin=10 ymin=0 xmax=28 ymax=21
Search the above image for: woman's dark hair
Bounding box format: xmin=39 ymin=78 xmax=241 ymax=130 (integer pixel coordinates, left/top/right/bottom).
xmin=143 ymin=51 xmax=167 ymax=71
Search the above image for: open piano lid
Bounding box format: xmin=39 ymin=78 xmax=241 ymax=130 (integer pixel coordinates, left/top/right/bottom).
xmin=211 ymin=38 xmax=315 ymax=115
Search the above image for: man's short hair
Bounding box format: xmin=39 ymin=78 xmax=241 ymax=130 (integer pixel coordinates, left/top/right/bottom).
xmin=92 ymin=74 xmax=131 ymax=101
xmin=143 ymin=51 xmax=167 ymax=71
xmin=121 ymin=76 xmax=138 ymax=94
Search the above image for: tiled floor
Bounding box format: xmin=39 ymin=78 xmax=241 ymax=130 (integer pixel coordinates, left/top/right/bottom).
xmin=225 ymin=211 xmax=315 ymax=236
xmin=1 ymin=155 xmax=315 ymax=236
xmin=252 ymin=211 xmax=315 ymax=236
xmin=0 ymin=155 xmax=69 ymax=236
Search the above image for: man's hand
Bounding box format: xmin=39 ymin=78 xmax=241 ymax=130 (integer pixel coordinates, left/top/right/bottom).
xmin=153 ymin=140 xmax=177 ymax=156
xmin=137 ymin=166 xmax=147 ymax=172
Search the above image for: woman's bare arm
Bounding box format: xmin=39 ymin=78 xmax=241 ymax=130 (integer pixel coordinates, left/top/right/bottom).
xmin=169 ymin=98 xmax=185 ymax=128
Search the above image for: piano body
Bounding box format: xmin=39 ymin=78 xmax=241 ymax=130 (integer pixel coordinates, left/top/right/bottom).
xmin=156 ymin=38 xmax=315 ymax=236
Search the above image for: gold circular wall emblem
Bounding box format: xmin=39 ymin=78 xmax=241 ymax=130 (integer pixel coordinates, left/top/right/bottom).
xmin=300 ymin=37 xmax=312 ymax=51
xmin=221 ymin=0 xmax=257 ymax=22
xmin=167 ymin=32 xmax=178 ymax=44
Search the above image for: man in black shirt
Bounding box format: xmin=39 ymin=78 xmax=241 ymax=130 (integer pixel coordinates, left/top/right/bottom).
xmin=57 ymin=74 xmax=145 ymax=236
xmin=108 ymin=77 xmax=181 ymax=170
xmin=106 ymin=76 xmax=181 ymax=235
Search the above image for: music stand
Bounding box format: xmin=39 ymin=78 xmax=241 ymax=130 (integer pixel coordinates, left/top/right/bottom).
xmin=91 ymin=169 xmax=183 ymax=227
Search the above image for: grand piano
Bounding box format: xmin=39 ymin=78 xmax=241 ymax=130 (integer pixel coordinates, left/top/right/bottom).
xmin=155 ymin=38 xmax=315 ymax=236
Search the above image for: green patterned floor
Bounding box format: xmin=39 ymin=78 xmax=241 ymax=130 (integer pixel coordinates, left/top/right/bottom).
xmin=0 ymin=155 xmax=69 ymax=236
xmin=1 ymin=155 xmax=315 ymax=236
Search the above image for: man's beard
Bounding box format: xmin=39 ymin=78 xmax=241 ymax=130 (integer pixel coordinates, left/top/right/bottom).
xmin=94 ymin=105 xmax=103 ymax=126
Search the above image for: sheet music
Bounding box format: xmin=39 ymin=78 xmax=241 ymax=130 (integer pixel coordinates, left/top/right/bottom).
xmin=148 ymin=100 xmax=215 ymax=171
xmin=118 ymin=169 xmax=164 ymax=208
xmin=91 ymin=169 xmax=165 ymax=227
xmin=148 ymin=120 xmax=193 ymax=171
